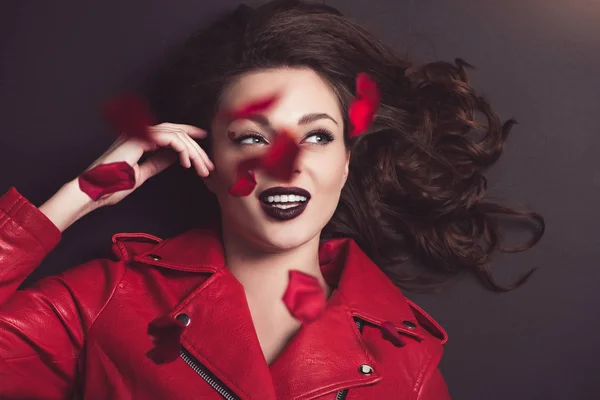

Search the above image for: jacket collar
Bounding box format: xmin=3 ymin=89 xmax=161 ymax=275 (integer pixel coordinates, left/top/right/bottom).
xmin=127 ymin=225 xmax=443 ymax=339
xmin=123 ymin=225 xmax=447 ymax=399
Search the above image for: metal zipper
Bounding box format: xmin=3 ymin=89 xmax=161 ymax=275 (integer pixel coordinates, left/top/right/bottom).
xmin=180 ymin=347 xmax=240 ymax=400
xmin=334 ymin=318 xmax=364 ymax=400
xmin=181 ymin=318 xmax=365 ymax=400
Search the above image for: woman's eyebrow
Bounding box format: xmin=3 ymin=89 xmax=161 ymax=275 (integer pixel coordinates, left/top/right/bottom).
xmin=298 ymin=113 xmax=338 ymax=125
xmin=241 ymin=113 xmax=338 ymax=127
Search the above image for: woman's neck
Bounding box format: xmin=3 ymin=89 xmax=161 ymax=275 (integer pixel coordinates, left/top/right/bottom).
xmin=220 ymin=227 xmax=333 ymax=364
xmin=221 ymin=228 xmax=332 ymax=304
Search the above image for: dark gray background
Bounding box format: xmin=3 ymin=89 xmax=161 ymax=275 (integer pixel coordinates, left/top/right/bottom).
xmin=1 ymin=1 xmax=598 ymax=399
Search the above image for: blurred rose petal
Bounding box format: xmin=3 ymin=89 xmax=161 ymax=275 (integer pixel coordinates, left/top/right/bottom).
xmin=227 ymin=131 xmax=300 ymax=197
xmin=260 ymin=130 xmax=300 ymax=181
xmin=356 ymin=72 xmax=380 ymax=101
xmin=230 ymin=94 xmax=280 ymax=119
xmin=216 ymin=93 xmax=281 ymax=124
xmin=102 ymin=93 xmax=155 ymax=140
xmin=349 ymin=73 xmax=380 ymax=138
xmin=283 ymin=270 xmax=326 ymax=323
xmin=146 ymin=316 xmax=185 ymax=364
xmin=381 ymin=321 xmax=406 ymax=347
xmin=78 ymin=161 xmax=135 ymax=200
xmin=228 ymin=159 xmax=259 ymax=197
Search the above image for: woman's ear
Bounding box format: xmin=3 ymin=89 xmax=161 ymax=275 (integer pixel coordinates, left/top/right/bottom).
xmin=342 ymin=150 xmax=350 ymax=186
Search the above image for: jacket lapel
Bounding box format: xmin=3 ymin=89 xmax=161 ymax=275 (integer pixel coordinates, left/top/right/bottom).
xmin=129 ymin=226 xmax=277 ymax=400
xmin=268 ymin=238 xmax=446 ymax=399
xmin=268 ymin=289 xmax=382 ymax=399
xmin=121 ymin=226 xmax=447 ymax=400
xmin=172 ymin=268 xmax=277 ymax=400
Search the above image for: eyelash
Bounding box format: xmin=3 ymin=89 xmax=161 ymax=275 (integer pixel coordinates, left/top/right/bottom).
xmin=232 ymin=129 xmax=335 ymax=146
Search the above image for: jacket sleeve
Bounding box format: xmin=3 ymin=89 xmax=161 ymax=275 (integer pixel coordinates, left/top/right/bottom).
xmin=0 ymin=187 xmax=120 ymax=399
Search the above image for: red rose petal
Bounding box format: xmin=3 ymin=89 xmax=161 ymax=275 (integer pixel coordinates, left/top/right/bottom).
xmin=228 ymin=158 xmax=259 ymax=197
xmin=348 ymin=73 xmax=380 ymax=138
xmin=381 ymin=321 xmax=406 ymax=347
xmin=102 ymin=93 xmax=155 ymax=140
xmin=231 ymin=94 xmax=280 ymax=119
xmin=228 ymin=170 xmax=257 ymax=196
xmin=78 ymin=162 xmax=136 ymax=200
xmin=349 ymin=99 xmax=375 ymax=137
xmin=356 ymin=72 xmax=380 ymax=101
xmin=260 ymin=130 xmax=300 ymax=181
xmin=146 ymin=316 xmax=185 ymax=364
xmin=283 ymin=270 xmax=326 ymax=324
xmin=217 ymin=93 xmax=281 ymax=123
xmin=227 ymin=130 xmax=301 ymax=197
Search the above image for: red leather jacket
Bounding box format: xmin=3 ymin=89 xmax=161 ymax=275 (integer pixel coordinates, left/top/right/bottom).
xmin=0 ymin=187 xmax=451 ymax=399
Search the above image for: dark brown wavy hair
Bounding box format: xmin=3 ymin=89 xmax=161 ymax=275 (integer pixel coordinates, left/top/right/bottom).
xmin=149 ymin=0 xmax=545 ymax=293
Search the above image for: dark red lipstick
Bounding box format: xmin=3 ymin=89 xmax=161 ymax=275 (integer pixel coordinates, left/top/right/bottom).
xmin=258 ymin=186 xmax=311 ymax=221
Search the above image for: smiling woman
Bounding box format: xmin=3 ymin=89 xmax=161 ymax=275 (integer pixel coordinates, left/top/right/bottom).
xmin=0 ymin=0 xmax=544 ymax=399
xmin=206 ymin=68 xmax=350 ymax=253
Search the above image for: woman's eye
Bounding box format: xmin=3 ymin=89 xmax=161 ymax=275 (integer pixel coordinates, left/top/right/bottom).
xmin=239 ymin=136 xmax=265 ymax=145
xmin=233 ymin=133 xmax=268 ymax=146
xmin=304 ymin=130 xmax=335 ymax=144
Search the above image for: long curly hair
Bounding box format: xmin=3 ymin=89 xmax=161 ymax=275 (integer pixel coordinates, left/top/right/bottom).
xmin=149 ymin=0 xmax=545 ymax=293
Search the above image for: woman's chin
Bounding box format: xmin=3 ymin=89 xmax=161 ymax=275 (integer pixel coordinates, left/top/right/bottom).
xmin=253 ymin=223 xmax=320 ymax=252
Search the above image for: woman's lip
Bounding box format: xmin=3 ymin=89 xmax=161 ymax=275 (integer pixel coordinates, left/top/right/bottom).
xmin=258 ymin=186 xmax=311 ymax=202
xmin=259 ymin=200 xmax=309 ymax=221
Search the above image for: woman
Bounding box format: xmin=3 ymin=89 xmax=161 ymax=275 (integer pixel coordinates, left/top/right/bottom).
xmin=0 ymin=1 xmax=544 ymax=399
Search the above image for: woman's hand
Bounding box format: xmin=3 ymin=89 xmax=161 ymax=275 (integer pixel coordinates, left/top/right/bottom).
xmin=39 ymin=123 xmax=213 ymax=232
xmin=84 ymin=122 xmax=214 ymax=208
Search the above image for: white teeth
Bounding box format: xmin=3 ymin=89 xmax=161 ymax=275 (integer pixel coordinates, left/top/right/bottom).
xmin=264 ymin=194 xmax=308 ymax=203
xmin=273 ymin=204 xmax=297 ymax=209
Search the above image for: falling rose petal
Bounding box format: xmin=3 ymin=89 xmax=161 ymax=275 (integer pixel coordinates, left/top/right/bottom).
xmin=283 ymin=270 xmax=326 ymax=323
xmin=348 ymin=73 xmax=380 ymax=138
xmin=231 ymin=93 xmax=280 ymax=119
xmin=228 ymin=158 xmax=260 ymax=197
xmin=381 ymin=321 xmax=406 ymax=347
xmin=102 ymin=93 xmax=155 ymax=140
xmin=217 ymin=93 xmax=281 ymax=123
xmin=356 ymin=72 xmax=380 ymax=101
xmin=260 ymin=130 xmax=300 ymax=181
xmin=228 ymin=170 xmax=256 ymax=197
xmin=146 ymin=316 xmax=185 ymax=364
xmin=349 ymin=100 xmax=374 ymax=137
xmin=78 ymin=162 xmax=136 ymax=201
xmin=227 ymin=129 xmax=300 ymax=198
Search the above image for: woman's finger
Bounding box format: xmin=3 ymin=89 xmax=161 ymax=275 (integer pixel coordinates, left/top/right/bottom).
xmin=161 ymin=123 xmax=207 ymax=140
xmin=177 ymin=130 xmax=209 ymax=176
xmin=152 ymin=129 xmax=191 ymax=168
xmin=179 ymin=131 xmax=216 ymax=176
xmin=137 ymin=149 xmax=178 ymax=185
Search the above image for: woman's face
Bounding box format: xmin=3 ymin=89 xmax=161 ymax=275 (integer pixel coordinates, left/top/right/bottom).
xmin=206 ymin=67 xmax=349 ymax=252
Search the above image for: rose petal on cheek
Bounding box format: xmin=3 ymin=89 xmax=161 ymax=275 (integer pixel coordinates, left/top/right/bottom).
xmin=228 ymin=159 xmax=259 ymax=197
xmin=348 ymin=73 xmax=381 ymax=138
xmin=260 ymin=130 xmax=300 ymax=181
xmin=381 ymin=321 xmax=406 ymax=347
xmin=283 ymin=270 xmax=326 ymax=324
xmin=78 ymin=161 xmax=136 ymax=200
xmin=101 ymin=93 xmax=155 ymax=141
